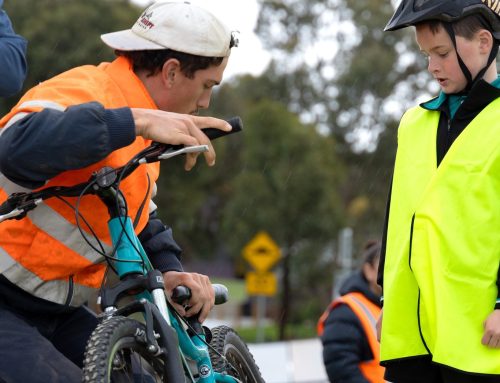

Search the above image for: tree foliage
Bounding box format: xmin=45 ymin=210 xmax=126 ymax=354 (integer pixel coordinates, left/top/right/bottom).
xmin=254 ymin=0 xmax=437 ymax=250
xmin=0 ymin=0 xmax=426 ymax=336
xmin=251 ymin=0 xmax=442 ymax=330
xmin=256 ymin=0 xmax=433 ymax=145
xmin=1 ymin=0 xmax=140 ymax=114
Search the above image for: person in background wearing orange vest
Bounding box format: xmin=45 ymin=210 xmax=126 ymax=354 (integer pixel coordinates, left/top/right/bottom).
xmin=318 ymin=240 xmax=385 ymax=383
xmin=0 ymin=2 xmax=237 ymax=382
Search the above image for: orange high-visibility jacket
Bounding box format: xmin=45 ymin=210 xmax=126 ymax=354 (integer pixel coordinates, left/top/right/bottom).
xmin=318 ymin=292 xmax=385 ymax=383
xmin=0 ymin=57 xmax=160 ymax=306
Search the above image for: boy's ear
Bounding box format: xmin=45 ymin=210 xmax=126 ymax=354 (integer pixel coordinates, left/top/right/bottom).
xmin=478 ymin=29 xmax=494 ymax=53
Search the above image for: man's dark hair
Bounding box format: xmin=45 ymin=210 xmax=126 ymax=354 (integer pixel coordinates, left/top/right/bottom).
xmin=116 ymin=49 xmax=224 ymax=79
xmin=116 ymin=33 xmax=238 ymax=78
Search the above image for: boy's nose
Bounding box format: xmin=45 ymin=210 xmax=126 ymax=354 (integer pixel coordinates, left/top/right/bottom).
xmin=428 ymin=58 xmax=439 ymax=74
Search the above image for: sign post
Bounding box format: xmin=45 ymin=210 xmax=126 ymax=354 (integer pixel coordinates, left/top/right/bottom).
xmin=242 ymin=231 xmax=281 ymax=342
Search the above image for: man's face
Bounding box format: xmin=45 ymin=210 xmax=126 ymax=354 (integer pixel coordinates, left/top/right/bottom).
xmin=156 ymin=57 xmax=228 ymax=114
xmin=416 ymin=23 xmax=483 ymax=94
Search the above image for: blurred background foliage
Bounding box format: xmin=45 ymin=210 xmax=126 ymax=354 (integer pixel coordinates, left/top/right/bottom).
xmin=2 ymin=0 xmax=433 ymax=339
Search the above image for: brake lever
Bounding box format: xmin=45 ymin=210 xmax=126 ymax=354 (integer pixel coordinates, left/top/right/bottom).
xmin=0 ymin=193 xmax=43 ymax=222
xmin=139 ymin=116 xmax=243 ymax=164
xmin=157 ymin=145 xmax=209 ymax=160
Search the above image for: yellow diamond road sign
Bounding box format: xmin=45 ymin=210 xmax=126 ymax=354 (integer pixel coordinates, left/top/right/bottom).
xmin=242 ymin=231 xmax=281 ymax=272
xmin=246 ymin=271 xmax=277 ymax=296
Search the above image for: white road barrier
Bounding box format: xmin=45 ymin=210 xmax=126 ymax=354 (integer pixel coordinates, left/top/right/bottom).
xmin=248 ymin=338 xmax=328 ymax=383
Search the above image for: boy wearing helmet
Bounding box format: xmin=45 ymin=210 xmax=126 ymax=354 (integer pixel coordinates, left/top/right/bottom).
xmin=377 ymin=0 xmax=500 ymax=382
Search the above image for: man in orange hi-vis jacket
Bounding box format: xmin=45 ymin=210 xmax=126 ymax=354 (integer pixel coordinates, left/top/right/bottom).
xmin=0 ymin=2 xmax=238 ymax=382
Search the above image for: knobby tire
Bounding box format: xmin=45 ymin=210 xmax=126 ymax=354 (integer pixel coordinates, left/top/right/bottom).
xmin=82 ymin=316 xmax=167 ymax=383
xmin=209 ymin=325 xmax=265 ymax=383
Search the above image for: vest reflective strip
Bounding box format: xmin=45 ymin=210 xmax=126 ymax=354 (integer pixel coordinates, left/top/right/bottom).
xmin=149 ymin=182 xmax=158 ymax=213
xmin=0 ymin=175 xmax=111 ymax=261
xmin=348 ymin=294 xmax=378 ymax=339
xmin=29 ymin=202 xmax=110 ymax=262
xmin=318 ymin=293 xmax=385 ymax=382
xmin=0 ymin=246 xmax=15 ymax=273
xmin=1 ymin=112 xmax=29 ymax=132
xmin=2 ymin=100 xmax=66 ymax=130
xmin=0 ymin=249 xmax=95 ymax=306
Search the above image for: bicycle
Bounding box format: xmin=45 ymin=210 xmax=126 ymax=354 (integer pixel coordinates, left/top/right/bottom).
xmin=0 ymin=116 xmax=265 ymax=383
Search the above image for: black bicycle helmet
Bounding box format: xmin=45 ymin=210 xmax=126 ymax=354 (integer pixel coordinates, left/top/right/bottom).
xmin=385 ymin=0 xmax=500 ymax=40
xmin=385 ymin=0 xmax=500 ymax=92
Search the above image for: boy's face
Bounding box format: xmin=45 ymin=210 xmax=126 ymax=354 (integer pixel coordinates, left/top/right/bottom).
xmin=156 ymin=57 xmax=229 ymax=114
xmin=416 ymin=23 xmax=484 ymax=94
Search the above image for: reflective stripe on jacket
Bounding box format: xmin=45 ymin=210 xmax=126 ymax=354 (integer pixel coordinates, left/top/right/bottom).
xmin=318 ymin=292 xmax=385 ymax=382
xmin=381 ymin=99 xmax=500 ymax=374
xmin=0 ymin=57 xmax=160 ymax=306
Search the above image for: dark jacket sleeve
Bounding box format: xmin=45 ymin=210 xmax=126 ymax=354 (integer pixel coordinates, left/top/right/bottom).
xmin=0 ymin=100 xmax=185 ymax=274
xmin=0 ymin=102 xmax=135 ymax=189
xmin=320 ymin=304 xmax=372 ymax=383
xmin=0 ymin=1 xmax=27 ymax=97
xmin=138 ymin=211 xmax=183 ymax=273
xmin=377 ymin=177 xmax=392 ymax=290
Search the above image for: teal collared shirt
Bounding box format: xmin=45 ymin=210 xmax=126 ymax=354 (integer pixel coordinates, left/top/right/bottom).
xmin=422 ymin=75 xmax=500 ymax=118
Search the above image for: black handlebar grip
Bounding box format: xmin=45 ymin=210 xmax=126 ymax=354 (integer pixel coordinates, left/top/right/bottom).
xmin=0 ymin=203 xmax=11 ymax=215
xmin=0 ymin=199 xmax=16 ymax=215
xmin=202 ymin=116 xmax=243 ymax=141
xmin=213 ymin=284 xmax=229 ymax=305
xmin=171 ymin=284 xmax=228 ymax=306
xmin=171 ymin=285 xmax=191 ymax=305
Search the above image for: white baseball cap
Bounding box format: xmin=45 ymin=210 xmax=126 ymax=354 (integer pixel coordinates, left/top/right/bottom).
xmin=101 ymin=1 xmax=235 ymax=57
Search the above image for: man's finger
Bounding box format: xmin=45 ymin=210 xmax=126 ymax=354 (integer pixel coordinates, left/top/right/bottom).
xmin=192 ymin=116 xmax=232 ymax=131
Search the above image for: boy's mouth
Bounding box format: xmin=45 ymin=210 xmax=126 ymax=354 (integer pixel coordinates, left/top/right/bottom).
xmin=436 ymin=78 xmax=447 ymax=87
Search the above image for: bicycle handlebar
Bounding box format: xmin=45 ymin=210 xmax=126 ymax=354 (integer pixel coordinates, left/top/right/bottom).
xmin=0 ymin=116 xmax=243 ymax=221
xmin=172 ymin=284 xmax=229 ymax=306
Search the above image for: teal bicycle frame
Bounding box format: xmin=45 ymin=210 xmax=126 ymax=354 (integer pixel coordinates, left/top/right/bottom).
xmin=102 ymin=169 xmax=238 ymax=383
xmin=0 ymin=142 xmax=244 ymax=383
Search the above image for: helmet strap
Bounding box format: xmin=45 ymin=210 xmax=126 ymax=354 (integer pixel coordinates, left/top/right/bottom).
xmin=443 ymin=22 xmax=499 ymax=94
xmin=443 ymin=22 xmax=473 ymax=92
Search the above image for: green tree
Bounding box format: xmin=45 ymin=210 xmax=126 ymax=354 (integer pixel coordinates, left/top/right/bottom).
xmin=153 ymin=75 xmax=346 ymax=337
xmin=219 ymin=99 xmax=343 ymax=338
xmin=1 ymin=0 xmax=139 ymax=114
xmin=255 ymin=0 xmax=434 ymax=247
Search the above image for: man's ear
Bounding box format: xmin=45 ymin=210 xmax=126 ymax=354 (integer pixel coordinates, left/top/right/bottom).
xmin=161 ymin=58 xmax=181 ymax=87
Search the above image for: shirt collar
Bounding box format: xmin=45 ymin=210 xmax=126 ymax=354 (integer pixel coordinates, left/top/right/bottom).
xmin=421 ymin=75 xmax=500 ymax=115
xmin=98 ymin=56 xmax=158 ymax=110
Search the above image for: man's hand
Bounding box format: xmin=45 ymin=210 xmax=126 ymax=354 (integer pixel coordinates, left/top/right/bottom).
xmin=162 ymin=270 xmax=215 ymax=323
xmin=482 ymin=309 xmax=500 ymax=348
xmin=131 ymin=109 xmax=232 ymax=171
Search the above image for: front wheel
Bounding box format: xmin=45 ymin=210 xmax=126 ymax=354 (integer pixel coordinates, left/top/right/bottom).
xmin=209 ymin=325 xmax=265 ymax=383
xmin=82 ymin=316 xmax=167 ymax=383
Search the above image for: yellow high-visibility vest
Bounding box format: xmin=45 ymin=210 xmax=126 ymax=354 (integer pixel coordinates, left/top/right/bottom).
xmin=381 ymin=99 xmax=500 ymax=374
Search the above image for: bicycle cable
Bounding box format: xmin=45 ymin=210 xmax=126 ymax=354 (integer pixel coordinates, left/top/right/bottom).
xmin=166 ymin=300 xmax=240 ymax=374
